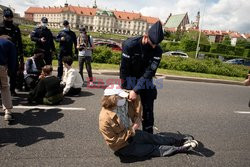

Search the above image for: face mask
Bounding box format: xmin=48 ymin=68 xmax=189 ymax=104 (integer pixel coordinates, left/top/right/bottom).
xmin=117 ymin=98 xmax=126 ymax=107
xmin=41 ymin=23 xmax=47 ymax=27
xmin=3 ymin=20 xmax=13 ymax=27
xmin=64 ymin=27 xmax=69 ymax=31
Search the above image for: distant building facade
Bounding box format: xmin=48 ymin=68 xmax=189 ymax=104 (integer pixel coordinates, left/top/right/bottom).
xmin=24 ymin=3 xmax=159 ymax=36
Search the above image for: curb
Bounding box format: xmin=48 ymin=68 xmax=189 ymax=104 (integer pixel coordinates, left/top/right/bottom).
xmin=90 ymin=70 xmax=243 ymax=86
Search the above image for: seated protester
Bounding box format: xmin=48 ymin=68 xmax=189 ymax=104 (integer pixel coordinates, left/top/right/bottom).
xmin=24 ymin=48 xmax=45 ymax=90
xmin=61 ymin=56 xmax=83 ymax=96
xmin=99 ymin=84 xmax=198 ymax=158
xmin=28 ymin=65 xmax=63 ymax=105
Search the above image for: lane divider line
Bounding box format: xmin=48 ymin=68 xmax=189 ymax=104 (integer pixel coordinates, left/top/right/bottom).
xmin=234 ymin=111 xmax=250 ymax=114
xmin=13 ymin=105 xmax=86 ymax=111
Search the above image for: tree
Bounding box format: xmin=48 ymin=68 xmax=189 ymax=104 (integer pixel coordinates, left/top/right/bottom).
xmin=222 ymin=35 xmax=231 ymax=45
xmin=181 ymin=30 xmax=209 ymax=44
xmin=236 ymin=38 xmax=250 ymax=49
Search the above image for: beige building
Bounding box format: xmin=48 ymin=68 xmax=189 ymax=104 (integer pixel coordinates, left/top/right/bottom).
xmin=25 ymin=3 xmax=159 ymax=35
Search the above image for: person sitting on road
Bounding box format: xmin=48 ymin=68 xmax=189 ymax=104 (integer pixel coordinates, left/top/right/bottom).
xmin=99 ymin=84 xmax=198 ymax=158
xmin=23 ymin=48 xmax=45 ymax=90
xmin=61 ymin=56 xmax=83 ymax=96
xmin=28 ymin=65 xmax=63 ymax=105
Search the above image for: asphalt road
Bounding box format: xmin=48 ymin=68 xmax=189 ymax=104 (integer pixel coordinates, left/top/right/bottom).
xmin=0 ymin=74 xmax=249 ymax=167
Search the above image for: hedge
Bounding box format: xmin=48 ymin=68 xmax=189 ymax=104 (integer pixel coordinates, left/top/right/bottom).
xmin=159 ymin=56 xmax=248 ymax=77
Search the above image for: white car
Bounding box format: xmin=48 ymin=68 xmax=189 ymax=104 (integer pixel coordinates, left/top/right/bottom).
xmin=163 ymin=51 xmax=189 ymax=58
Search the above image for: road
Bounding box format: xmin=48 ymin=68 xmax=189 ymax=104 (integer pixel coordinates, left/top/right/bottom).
xmin=0 ymin=74 xmax=249 ymax=167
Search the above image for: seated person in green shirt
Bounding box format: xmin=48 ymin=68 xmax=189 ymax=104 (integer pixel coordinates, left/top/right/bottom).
xmin=28 ymin=65 xmax=63 ymax=105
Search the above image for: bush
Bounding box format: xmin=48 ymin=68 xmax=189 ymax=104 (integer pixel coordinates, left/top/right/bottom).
xmin=244 ymin=49 xmax=250 ymax=58
xmin=159 ymin=56 xmax=248 ymax=77
xmin=199 ymin=44 xmax=211 ymax=52
xmin=22 ymin=35 xmax=35 ymax=57
xmin=165 ymin=42 xmax=181 ymax=52
xmin=180 ymin=40 xmax=197 ymax=52
xmin=235 ymin=47 xmax=245 ymax=57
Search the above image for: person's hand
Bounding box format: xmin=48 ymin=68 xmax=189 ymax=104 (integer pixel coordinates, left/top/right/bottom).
xmin=41 ymin=37 xmax=46 ymax=43
xmin=39 ymin=74 xmax=45 ymax=79
xmin=132 ymin=122 xmax=140 ymax=131
xmin=61 ymin=37 xmax=65 ymax=41
xmin=128 ymin=90 xmax=137 ymax=101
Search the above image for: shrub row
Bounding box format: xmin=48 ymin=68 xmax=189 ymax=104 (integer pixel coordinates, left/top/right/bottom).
xmin=159 ymin=56 xmax=248 ymax=77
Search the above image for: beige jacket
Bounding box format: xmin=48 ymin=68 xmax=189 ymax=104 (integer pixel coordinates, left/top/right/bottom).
xmin=99 ymin=96 xmax=142 ymax=151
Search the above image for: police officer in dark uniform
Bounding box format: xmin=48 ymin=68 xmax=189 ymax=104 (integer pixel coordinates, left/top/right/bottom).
xmin=120 ymin=21 xmax=164 ymax=134
xmin=30 ymin=17 xmax=55 ymax=65
xmin=0 ymin=8 xmax=24 ymax=95
xmin=56 ymin=20 xmax=77 ymax=80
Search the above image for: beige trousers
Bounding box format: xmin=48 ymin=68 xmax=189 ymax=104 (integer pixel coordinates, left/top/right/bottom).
xmin=0 ymin=65 xmax=13 ymax=114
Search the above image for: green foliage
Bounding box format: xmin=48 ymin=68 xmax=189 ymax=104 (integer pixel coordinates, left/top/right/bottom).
xmin=92 ymin=46 xmax=121 ymax=64
xmin=22 ymin=35 xmax=35 ymax=57
xmin=181 ymin=30 xmax=209 ymax=44
xmin=244 ymin=49 xmax=250 ymax=58
xmin=235 ymin=47 xmax=245 ymax=57
xmin=159 ymin=56 xmax=248 ymax=77
xmin=222 ymin=35 xmax=231 ymax=45
xmin=180 ymin=40 xmax=197 ymax=52
xmin=236 ymin=38 xmax=250 ymax=49
xmin=199 ymin=44 xmax=211 ymax=52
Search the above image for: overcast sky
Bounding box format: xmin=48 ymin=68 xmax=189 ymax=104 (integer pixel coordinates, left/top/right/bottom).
xmin=0 ymin=0 xmax=249 ymax=33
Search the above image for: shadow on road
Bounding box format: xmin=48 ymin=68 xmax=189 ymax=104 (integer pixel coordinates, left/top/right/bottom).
xmin=0 ymin=127 xmax=64 ymax=147
xmin=116 ymin=132 xmax=215 ymax=163
xmin=0 ymin=108 xmax=63 ymax=126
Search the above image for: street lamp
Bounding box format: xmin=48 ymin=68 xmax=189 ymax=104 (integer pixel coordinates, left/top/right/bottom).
xmin=195 ymin=0 xmax=207 ymax=58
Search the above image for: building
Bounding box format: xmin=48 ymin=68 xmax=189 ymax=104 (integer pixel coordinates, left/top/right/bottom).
xmin=0 ymin=4 xmax=34 ymax=25
xmin=24 ymin=3 xmax=159 ymax=36
xmin=164 ymin=13 xmax=190 ymax=32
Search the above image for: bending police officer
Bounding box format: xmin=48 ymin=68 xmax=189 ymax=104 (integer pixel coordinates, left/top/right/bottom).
xmin=56 ymin=20 xmax=77 ymax=80
xmin=0 ymin=8 xmax=24 ymax=95
xmin=120 ymin=21 xmax=164 ymax=134
xmin=30 ymin=17 xmax=56 ymax=65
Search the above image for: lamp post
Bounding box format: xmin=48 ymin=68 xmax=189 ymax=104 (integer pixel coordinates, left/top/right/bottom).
xmin=195 ymin=0 xmax=207 ymax=59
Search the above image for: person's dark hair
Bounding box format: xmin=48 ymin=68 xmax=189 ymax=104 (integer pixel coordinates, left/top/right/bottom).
xmin=42 ymin=65 xmax=53 ymax=76
xmin=62 ymin=56 xmax=73 ymax=66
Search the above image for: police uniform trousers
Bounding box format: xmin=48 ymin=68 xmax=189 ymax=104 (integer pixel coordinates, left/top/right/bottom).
xmin=57 ymin=50 xmax=72 ymax=79
xmin=44 ymin=51 xmax=53 ymax=65
xmin=140 ymin=86 xmax=157 ymax=134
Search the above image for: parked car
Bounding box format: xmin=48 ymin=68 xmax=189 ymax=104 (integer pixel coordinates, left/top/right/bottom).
xmin=224 ymin=58 xmax=250 ymax=66
xmin=94 ymin=41 xmax=122 ymax=51
xmin=163 ymin=51 xmax=189 ymax=58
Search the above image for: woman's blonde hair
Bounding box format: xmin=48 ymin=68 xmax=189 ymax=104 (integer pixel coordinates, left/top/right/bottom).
xmin=101 ymin=95 xmax=118 ymax=110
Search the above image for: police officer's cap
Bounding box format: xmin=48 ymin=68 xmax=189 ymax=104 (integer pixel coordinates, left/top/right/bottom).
xmin=148 ymin=20 xmax=164 ymax=44
xmin=3 ymin=8 xmax=14 ymax=18
xmin=63 ymin=20 xmax=69 ymax=26
xmin=79 ymin=27 xmax=86 ymax=33
xmin=41 ymin=17 xmax=48 ymax=23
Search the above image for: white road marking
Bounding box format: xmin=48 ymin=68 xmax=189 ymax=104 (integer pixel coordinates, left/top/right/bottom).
xmin=234 ymin=111 xmax=250 ymax=114
xmin=13 ymin=105 xmax=86 ymax=111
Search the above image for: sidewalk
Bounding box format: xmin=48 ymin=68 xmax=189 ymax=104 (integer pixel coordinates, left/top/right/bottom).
xmin=90 ymin=69 xmax=243 ymax=86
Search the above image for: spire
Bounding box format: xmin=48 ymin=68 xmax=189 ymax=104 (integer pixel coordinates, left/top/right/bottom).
xmin=93 ymin=0 xmax=97 ymax=8
xmin=65 ymin=0 xmax=69 ymax=7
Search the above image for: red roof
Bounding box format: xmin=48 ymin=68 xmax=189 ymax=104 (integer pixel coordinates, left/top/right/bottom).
xmin=25 ymin=5 xmax=97 ymax=16
xmin=25 ymin=5 xmax=159 ymax=24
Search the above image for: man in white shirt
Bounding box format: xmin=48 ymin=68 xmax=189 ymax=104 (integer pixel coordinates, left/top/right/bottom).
xmin=61 ymin=56 xmax=83 ymax=96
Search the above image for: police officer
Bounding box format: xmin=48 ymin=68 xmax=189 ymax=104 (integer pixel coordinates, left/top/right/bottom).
xmin=0 ymin=8 xmax=24 ymax=95
xmin=120 ymin=21 xmax=164 ymax=134
xmin=30 ymin=17 xmax=55 ymax=65
xmin=56 ymin=20 xmax=77 ymax=80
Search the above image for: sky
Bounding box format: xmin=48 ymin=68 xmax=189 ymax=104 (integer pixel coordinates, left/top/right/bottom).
xmin=0 ymin=0 xmax=249 ymax=33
